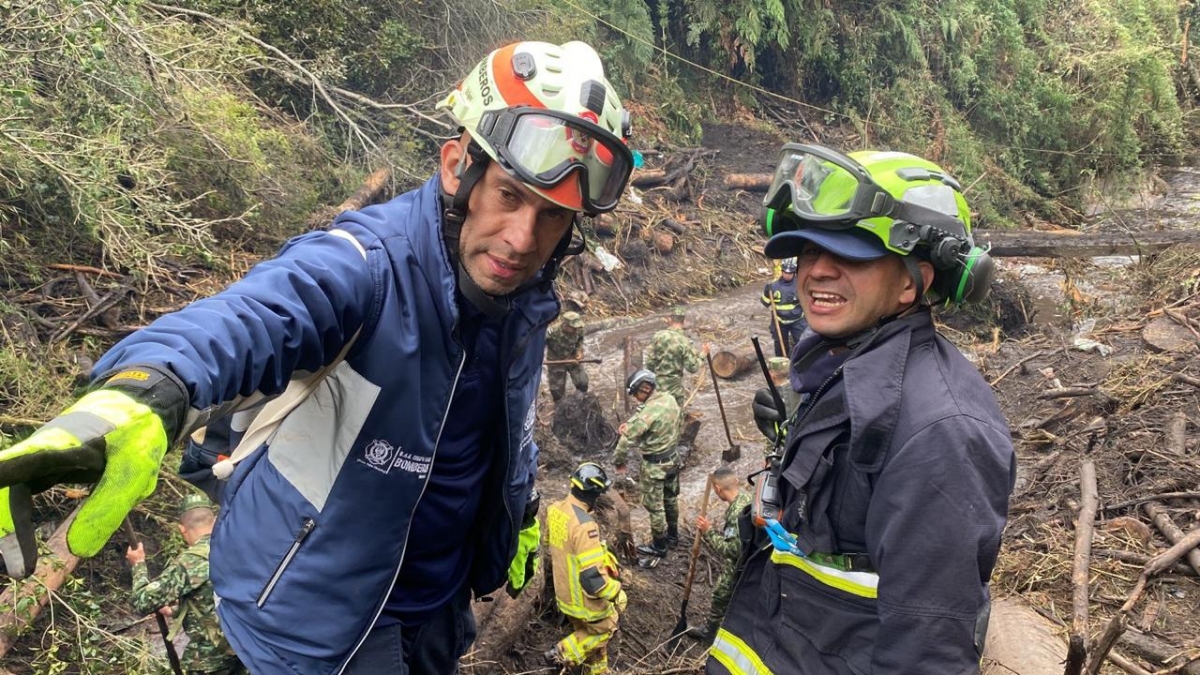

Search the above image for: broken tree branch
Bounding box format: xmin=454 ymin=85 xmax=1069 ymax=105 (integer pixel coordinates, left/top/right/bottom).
xmin=0 ymin=508 xmax=83 ymax=657
xmin=1142 ymin=502 xmax=1200 ymax=576
xmin=1087 ymin=527 xmax=1200 ymax=674
xmin=1066 ymin=460 xmax=1098 ymax=675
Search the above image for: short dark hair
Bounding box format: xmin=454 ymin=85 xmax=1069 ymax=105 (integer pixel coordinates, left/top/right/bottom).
xmin=180 ymin=507 xmax=215 ymax=530
xmin=711 ymin=465 xmax=739 ymax=489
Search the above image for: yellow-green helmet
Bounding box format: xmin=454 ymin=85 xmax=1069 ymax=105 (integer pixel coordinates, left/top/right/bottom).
xmin=762 ymin=144 xmax=993 ymax=303
xmin=437 ymin=41 xmax=633 ymax=214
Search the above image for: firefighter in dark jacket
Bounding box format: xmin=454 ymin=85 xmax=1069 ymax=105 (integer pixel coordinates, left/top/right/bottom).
xmin=760 ymin=257 xmax=805 ymax=357
xmin=709 ymin=144 xmax=1016 ymax=674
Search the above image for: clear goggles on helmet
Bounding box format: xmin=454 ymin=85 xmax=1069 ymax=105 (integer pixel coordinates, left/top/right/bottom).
xmin=475 ymin=106 xmax=634 ymax=214
xmin=762 ymin=143 xmax=963 ymax=232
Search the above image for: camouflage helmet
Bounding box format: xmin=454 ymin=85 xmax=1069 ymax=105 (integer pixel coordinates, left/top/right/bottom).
xmin=178 ymin=492 xmax=216 ymax=517
xmin=768 ymin=357 xmax=790 ymax=377
xmin=671 ymin=305 xmax=687 ymax=319
xmin=561 ymin=311 xmax=584 ymax=330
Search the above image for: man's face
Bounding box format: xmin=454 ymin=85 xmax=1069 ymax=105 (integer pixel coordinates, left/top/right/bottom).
xmin=780 ymin=271 xmax=795 ymax=283
xmin=794 ymin=243 xmax=928 ymax=339
xmin=441 ymin=138 xmax=576 ymax=296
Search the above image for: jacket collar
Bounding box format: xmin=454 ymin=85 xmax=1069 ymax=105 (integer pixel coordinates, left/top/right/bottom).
xmin=841 ymin=310 xmax=936 ymax=472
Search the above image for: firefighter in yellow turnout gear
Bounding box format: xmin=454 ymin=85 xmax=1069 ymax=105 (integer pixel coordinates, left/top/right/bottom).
xmin=545 ymin=463 xmax=627 ymax=674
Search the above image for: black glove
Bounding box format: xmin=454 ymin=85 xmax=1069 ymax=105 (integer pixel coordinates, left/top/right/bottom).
xmin=753 ymin=388 xmax=786 ymax=444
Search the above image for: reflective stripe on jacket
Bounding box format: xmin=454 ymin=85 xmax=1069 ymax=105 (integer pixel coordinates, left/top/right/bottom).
xmin=95 ymin=176 xmax=556 ymax=674
xmin=760 ymin=278 xmax=804 ymax=324
xmin=709 ymin=310 xmax=1016 ymax=675
xmin=548 ymin=494 xmax=620 ymax=621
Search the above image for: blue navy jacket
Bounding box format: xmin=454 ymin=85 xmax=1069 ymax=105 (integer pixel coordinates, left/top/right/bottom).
xmin=94 ymin=176 xmax=554 ymax=674
xmin=709 ymin=311 xmax=1015 ymax=675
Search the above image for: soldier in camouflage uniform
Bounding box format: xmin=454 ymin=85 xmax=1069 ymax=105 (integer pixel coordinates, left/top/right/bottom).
xmin=643 ymin=306 xmax=709 ymax=407
xmin=545 ymin=311 xmax=589 ymax=402
xmin=614 ymin=369 xmax=682 ymax=559
xmin=686 ymin=466 xmax=752 ymax=643
xmin=126 ymin=493 xmax=243 ymax=675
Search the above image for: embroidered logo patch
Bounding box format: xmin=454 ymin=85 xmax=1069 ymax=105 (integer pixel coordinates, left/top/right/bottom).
xmin=357 ymin=440 xmax=431 ymax=479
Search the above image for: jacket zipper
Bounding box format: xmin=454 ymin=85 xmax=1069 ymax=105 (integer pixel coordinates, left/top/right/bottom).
xmin=256 ymin=517 xmax=316 ymax=608
xmin=782 ymin=366 xmax=844 ymax=467
xmin=335 ymin=304 xmax=550 ymax=673
xmin=335 ymin=349 xmax=466 ymax=675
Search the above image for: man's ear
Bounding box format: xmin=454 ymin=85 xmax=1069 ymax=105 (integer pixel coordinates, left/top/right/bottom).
xmin=440 ymin=137 xmax=466 ymax=194
xmin=917 ymin=260 xmax=935 ymax=294
xmin=900 ymin=259 xmax=936 ymax=306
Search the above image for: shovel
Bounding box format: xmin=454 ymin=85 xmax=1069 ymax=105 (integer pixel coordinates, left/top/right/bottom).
xmin=667 ymin=476 xmax=713 ymax=651
xmin=706 ymin=351 xmax=741 ymax=462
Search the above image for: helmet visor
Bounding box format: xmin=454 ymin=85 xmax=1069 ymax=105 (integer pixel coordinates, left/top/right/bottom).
xmin=479 ymin=107 xmax=633 ymax=213
xmin=762 ymin=144 xmax=891 ymax=229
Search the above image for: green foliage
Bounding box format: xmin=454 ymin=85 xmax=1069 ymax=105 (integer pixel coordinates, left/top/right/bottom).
xmin=642 ymin=0 xmax=1189 ymax=225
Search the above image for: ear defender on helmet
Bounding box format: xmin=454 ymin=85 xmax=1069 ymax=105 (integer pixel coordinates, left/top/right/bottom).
xmin=914 ymin=223 xmax=994 ymax=304
xmin=760 ymin=205 xmax=800 ymax=238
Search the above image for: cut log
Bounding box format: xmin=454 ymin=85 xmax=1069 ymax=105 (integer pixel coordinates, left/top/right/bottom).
xmin=1117 ymin=630 xmax=1200 ymax=675
xmin=631 ymin=169 xmax=668 ymax=188
xmin=981 ymin=598 xmax=1067 ymax=675
xmin=723 ymin=173 xmax=772 ymax=191
xmin=1066 ymin=461 xmax=1099 ymax=675
xmin=0 ymin=508 xmax=82 ymax=657
xmin=710 ymin=350 xmax=756 ymax=380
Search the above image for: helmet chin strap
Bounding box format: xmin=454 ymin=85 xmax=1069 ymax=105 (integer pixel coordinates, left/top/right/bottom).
xmin=442 ymin=143 xmax=511 ymax=320
xmin=441 ymin=140 xmax=581 ymax=320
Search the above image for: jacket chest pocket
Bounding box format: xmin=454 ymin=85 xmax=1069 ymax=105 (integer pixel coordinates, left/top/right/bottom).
xmin=780 ymin=426 xmax=848 ymax=553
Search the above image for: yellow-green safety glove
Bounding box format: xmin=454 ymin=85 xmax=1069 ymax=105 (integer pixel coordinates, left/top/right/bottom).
xmin=506 ymin=487 xmax=542 ymax=598
xmin=0 ymin=366 xmax=186 ymax=577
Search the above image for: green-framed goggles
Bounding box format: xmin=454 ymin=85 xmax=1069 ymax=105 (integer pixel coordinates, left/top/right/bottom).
xmin=762 ymin=143 xmax=966 ymax=242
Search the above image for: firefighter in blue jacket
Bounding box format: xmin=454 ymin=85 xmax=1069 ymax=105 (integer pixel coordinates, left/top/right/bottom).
xmin=0 ymin=41 xmax=636 ymax=675
xmin=760 ymin=257 xmax=806 ymax=357
xmin=712 ymin=144 xmax=1016 ymax=674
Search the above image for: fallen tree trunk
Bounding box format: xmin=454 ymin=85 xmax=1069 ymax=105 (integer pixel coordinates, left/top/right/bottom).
xmin=975 ymin=229 xmax=1200 ymax=258
xmin=0 ymin=508 xmax=82 ymax=657
xmin=306 ymin=166 xmax=392 ymax=229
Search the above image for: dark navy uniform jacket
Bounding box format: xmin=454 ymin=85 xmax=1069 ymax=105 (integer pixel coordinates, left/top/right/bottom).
xmin=709 ymin=310 xmax=1015 ymax=675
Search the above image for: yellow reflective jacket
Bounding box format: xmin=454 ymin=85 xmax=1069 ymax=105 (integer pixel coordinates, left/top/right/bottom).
xmin=548 ymin=494 xmax=621 ymax=621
